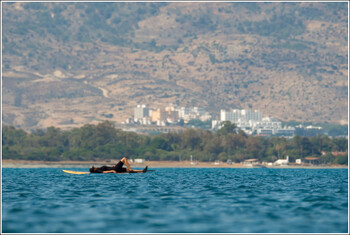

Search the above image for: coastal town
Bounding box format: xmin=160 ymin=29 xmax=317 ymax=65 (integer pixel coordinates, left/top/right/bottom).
xmin=122 ymin=104 xmax=324 ymax=137
xmin=2 ymin=2 xmax=348 ymax=234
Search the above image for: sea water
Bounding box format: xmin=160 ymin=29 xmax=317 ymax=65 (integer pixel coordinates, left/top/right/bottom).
xmin=2 ymin=168 xmax=348 ymax=233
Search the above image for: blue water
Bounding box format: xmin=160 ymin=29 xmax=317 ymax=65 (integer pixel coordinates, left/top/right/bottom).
xmin=2 ymin=168 xmax=348 ymax=233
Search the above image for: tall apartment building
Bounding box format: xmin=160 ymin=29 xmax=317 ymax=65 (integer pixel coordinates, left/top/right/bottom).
xmin=220 ymin=109 xmax=262 ymax=122
xmin=178 ymin=107 xmax=190 ymax=120
xmin=216 ymin=109 xmax=294 ymax=136
xmin=134 ymin=105 xmax=149 ymax=121
xmin=222 ymin=109 xmax=240 ymax=122
xmin=245 ymin=110 xmax=262 ymax=122
xmin=151 ymin=109 xmax=166 ymax=122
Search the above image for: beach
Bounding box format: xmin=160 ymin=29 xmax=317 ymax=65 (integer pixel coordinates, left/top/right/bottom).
xmin=2 ymin=159 xmax=347 ymax=169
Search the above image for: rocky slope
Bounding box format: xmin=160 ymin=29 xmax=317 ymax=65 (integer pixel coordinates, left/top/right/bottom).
xmin=2 ymin=2 xmax=348 ymax=130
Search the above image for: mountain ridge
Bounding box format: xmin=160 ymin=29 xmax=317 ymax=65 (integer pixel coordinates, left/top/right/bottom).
xmin=2 ymin=2 xmax=348 ymax=130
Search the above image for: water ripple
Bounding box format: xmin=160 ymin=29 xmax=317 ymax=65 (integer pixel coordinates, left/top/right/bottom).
xmin=2 ymin=168 xmax=348 ymax=233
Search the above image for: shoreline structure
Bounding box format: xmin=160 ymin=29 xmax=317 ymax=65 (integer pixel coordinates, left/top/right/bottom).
xmin=2 ymin=159 xmax=347 ymax=169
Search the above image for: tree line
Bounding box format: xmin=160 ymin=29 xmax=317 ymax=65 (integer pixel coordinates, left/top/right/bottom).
xmin=2 ymin=121 xmax=348 ymax=165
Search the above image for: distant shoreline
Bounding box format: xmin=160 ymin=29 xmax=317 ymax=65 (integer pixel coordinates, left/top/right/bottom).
xmin=1 ymin=159 xmax=348 ymax=169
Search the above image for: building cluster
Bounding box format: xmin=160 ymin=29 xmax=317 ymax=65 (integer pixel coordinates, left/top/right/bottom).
xmin=127 ymin=105 xmax=295 ymax=136
xmin=296 ymin=124 xmax=322 ymax=130
xmin=127 ymin=104 xmax=212 ymax=126
xmin=212 ymin=109 xmax=295 ymax=137
xmin=242 ymin=155 xmax=322 ymax=166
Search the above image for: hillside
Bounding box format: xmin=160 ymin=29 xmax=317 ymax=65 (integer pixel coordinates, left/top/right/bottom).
xmin=2 ymin=2 xmax=348 ymax=130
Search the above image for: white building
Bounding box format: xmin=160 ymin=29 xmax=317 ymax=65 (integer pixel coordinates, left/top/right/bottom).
xmin=177 ymin=106 xmax=211 ymax=122
xmin=140 ymin=117 xmax=152 ymax=125
xmin=193 ymin=107 xmax=206 ymax=116
xmin=156 ymin=120 xmax=166 ymax=126
xmin=220 ymin=109 xmax=262 ymax=123
xmin=241 ymin=109 xmax=262 ymax=122
xmin=178 ymin=107 xmax=190 ymax=120
xmin=199 ymin=113 xmax=212 ymax=122
xmin=274 ymin=156 xmax=289 ymax=165
xmin=220 ymin=109 xmax=240 ymax=122
xmin=212 ymin=120 xmax=221 ymax=130
xmin=275 ymin=128 xmax=295 ymax=136
xmin=215 ymin=109 xmax=294 ymax=136
xmin=134 ymin=159 xmax=145 ymax=164
xmin=134 ymin=105 xmax=149 ymax=121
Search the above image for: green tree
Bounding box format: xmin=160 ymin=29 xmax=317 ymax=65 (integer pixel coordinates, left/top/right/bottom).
xmin=150 ymin=136 xmax=172 ymax=151
xmin=332 ymin=138 xmax=348 ymax=151
xmin=292 ymin=135 xmax=303 ymax=158
xmin=311 ymin=135 xmax=332 ymax=153
xmin=336 ymin=154 xmax=348 ymax=165
xmin=203 ymin=136 xmax=222 ymax=155
xmin=1 ymin=121 xmax=348 ymax=165
xmin=2 ymin=126 xmax=28 ymax=146
xmin=181 ymin=128 xmax=202 ymax=150
xmin=216 ymin=121 xmax=238 ymax=136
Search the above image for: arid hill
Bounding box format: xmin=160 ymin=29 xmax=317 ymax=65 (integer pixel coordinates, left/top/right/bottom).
xmin=2 ymin=2 xmax=348 ymax=130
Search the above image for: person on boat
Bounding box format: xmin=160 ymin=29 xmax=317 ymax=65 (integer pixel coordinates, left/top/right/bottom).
xmin=89 ymin=157 xmax=148 ymax=173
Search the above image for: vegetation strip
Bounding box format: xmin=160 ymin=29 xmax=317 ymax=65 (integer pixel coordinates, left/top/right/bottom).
xmin=2 ymin=121 xmax=348 ymax=165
